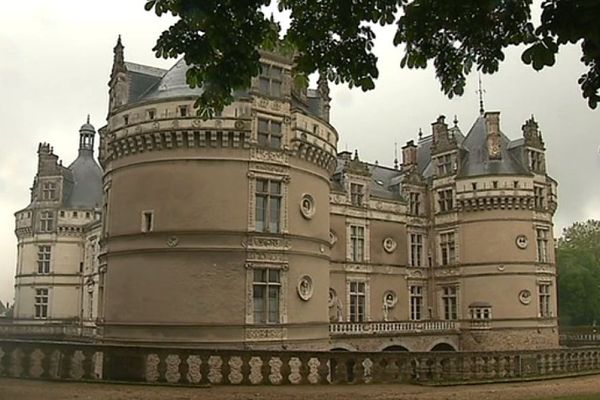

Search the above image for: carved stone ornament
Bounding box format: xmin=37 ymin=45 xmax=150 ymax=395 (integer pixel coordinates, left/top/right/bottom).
xmin=328 ymin=288 xmax=337 ymax=308
xmin=329 ymin=230 xmax=338 ymax=246
xmin=167 ymin=236 xmax=179 ymax=247
xmin=519 ymin=289 xmax=532 ymax=305
xmin=383 ymin=290 xmax=398 ymax=308
xmin=300 ymin=194 xmax=316 ymax=219
xmin=297 ymin=275 xmax=314 ymax=301
xmin=516 ymin=235 xmax=529 ymax=249
xmin=382 ymin=237 xmax=397 ymax=253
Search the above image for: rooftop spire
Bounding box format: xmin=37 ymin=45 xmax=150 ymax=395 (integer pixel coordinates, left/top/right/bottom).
xmin=393 ymin=142 xmax=399 ymax=170
xmin=111 ymin=35 xmax=126 ymax=80
xmin=477 ymin=72 xmax=486 ymax=115
xmin=86 ymin=114 xmax=90 ymax=124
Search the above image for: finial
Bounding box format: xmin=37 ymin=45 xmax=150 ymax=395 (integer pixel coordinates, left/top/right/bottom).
xmin=354 ymin=149 xmax=359 ymax=160
xmin=453 ymin=115 xmax=458 ymax=126
xmin=418 ymin=128 xmax=423 ymax=139
xmin=86 ymin=114 xmax=90 ymax=124
xmin=477 ymin=72 xmax=486 ymax=115
xmin=394 ymin=142 xmax=399 ymax=170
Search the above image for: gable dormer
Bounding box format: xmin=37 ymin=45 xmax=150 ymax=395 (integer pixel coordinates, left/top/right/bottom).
xmin=430 ymin=116 xmax=459 ymax=178
xmin=522 ymin=116 xmax=546 ymax=174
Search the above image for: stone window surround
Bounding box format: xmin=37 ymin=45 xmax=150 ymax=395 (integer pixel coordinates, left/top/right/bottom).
xmin=408 ymin=283 xmax=425 ymax=321
xmin=536 ymin=278 xmax=553 ymax=318
xmin=256 ymin=117 xmax=284 ymax=149
xmin=247 ymin=171 xmax=290 ymax=234
xmin=437 ymin=228 xmax=459 ymax=266
xmin=33 ymin=287 xmax=50 ymax=320
xmin=141 ymin=210 xmax=154 ymax=233
xmin=39 ymin=209 xmax=55 ymax=233
xmin=345 ymin=217 xmax=370 ymax=263
xmin=408 ymin=230 xmax=426 ymax=268
xmin=36 ymin=244 xmax=52 ymax=275
xmin=439 ymin=284 xmax=460 ymax=320
xmin=345 ymin=177 xmax=370 ymax=208
xmin=534 ymin=224 xmax=551 ymax=263
xmin=245 ymin=262 xmax=288 ymax=325
xmin=346 ymin=275 xmax=370 ymax=322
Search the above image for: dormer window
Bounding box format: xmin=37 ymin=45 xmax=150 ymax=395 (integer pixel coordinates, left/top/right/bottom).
xmin=41 ymin=182 xmax=56 ymax=201
xmin=257 ymin=119 xmax=282 ymax=149
xmin=437 ymin=154 xmax=453 ymax=176
xmin=178 ymin=106 xmax=189 ymax=117
xmin=350 ymin=183 xmax=365 ymax=206
xmin=409 ymin=192 xmax=421 ymax=215
xmin=528 ymin=150 xmax=544 ymax=172
xmin=259 ymin=63 xmax=283 ymax=97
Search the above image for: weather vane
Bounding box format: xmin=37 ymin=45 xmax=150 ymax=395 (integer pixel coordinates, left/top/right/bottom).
xmin=477 ymin=72 xmax=486 ymax=115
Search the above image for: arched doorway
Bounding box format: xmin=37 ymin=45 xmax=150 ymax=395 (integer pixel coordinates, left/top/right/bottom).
xmin=430 ymin=343 xmax=456 ymax=352
xmin=381 ymin=344 xmax=410 ymax=352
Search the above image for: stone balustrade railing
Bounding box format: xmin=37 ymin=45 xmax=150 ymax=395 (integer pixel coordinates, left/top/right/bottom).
xmin=1 ymin=339 xmax=600 ymax=385
xmin=0 ymin=322 xmax=96 ymax=340
xmin=560 ymin=326 xmax=600 ymax=347
xmin=329 ymin=320 xmax=458 ymax=336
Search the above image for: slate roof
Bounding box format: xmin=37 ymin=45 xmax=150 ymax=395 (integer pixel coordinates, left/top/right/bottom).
xmin=124 ymin=62 xmax=168 ymax=103
xmin=0 ymin=300 xmax=7 ymax=316
xmin=456 ymin=116 xmax=530 ymax=178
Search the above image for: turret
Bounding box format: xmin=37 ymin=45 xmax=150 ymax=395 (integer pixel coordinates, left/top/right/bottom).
xmin=78 ymin=115 xmax=95 ymax=156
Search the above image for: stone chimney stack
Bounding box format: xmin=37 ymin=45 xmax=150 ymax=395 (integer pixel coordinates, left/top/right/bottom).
xmin=402 ymin=140 xmax=418 ymax=167
xmin=37 ymin=143 xmax=61 ymax=176
xmin=431 ymin=115 xmax=448 ymax=145
xmin=522 ymin=115 xmax=545 ymax=149
xmin=485 ymin=111 xmax=502 ymax=160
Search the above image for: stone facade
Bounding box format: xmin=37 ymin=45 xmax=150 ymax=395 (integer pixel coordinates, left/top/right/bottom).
xmin=9 ymin=38 xmax=558 ymax=352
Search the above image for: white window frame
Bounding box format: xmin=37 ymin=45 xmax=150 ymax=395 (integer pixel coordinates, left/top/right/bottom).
xmin=409 ymin=233 xmax=424 ymax=267
xmin=346 ymin=276 xmax=370 ymax=322
xmin=39 ymin=210 xmax=55 ymax=232
xmin=437 ymin=188 xmax=454 ymax=212
xmin=439 ymin=231 xmax=456 ymax=266
xmin=141 ymin=210 xmax=154 ymax=233
xmin=34 ymin=288 xmax=49 ymax=319
xmin=245 ymin=263 xmax=287 ymax=325
xmin=442 ymin=286 xmax=458 ymax=320
xmin=536 ymin=226 xmax=550 ymax=263
xmin=247 ymin=172 xmax=289 ymax=234
xmin=538 ymin=282 xmax=552 ymax=318
xmin=350 ymin=183 xmax=365 ymax=207
xmin=37 ymin=245 xmax=51 ymax=274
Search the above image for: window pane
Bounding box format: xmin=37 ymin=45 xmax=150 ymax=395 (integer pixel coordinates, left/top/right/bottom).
xmin=268 ymin=269 xmax=280 ymax=283
xmin=258 ymin=133 xmax=270 ymax=147
xmin=256 ymin=196 xmax=267 ymax=232
xmin=254 ymin=269 xmax=266 ymax=283
xmin=271 ymin=121 xmax=281 ymax=134
xmin=270 ymin=67 xmax=282 ymax=78
xmin=259 ymin=77 xmax=270 ymax=93
xmin=270 ymin=181 xmax=281 ymax=195
xmin=258 ymin=119 xmax=269 ymax=133
xmin=268 ymin=286 xmax=279 ymax=323
xmin=271 ymin=135 xmax=281 ymax=148
xmin=269 ymin=198 xmax=280 ymax=233
xmin=271 ymin=81 xmax=282 ymax=97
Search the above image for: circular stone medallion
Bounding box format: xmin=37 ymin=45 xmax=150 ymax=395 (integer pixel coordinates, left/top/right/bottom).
xmin=300 ymin=194 xmax=316 ymax=219
xmin=382 ymin=237 xmax=397 ymax=253
xmin=298 ymin=275 xmax=314 ymax=301
xmin=519 ymin=289 xmax=532 ymax=305
xmin=516 ymin=235 xmax=529 ymax=249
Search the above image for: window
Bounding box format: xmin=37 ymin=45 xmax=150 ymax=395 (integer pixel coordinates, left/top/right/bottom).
xmin=437 ymin=154 xmax=453 ymax=176
xmin=39 ymin=211 xmax=54 ymax=232
xmin=534 ymin=186 xmax=545 ymax=209
xmin=41 ymin=182 xmax=56 ymax=200
xmin=73 ymin=211 xmax=78 ymax=218
xmin=492 ymin=181 xmax=498 ymax=189
xmin=471 ymin=182 xmax=477 ymax=191
xmin=123 ymin=114 xmax=129 ymax=125
xmin=350 ymin=183 xmax=365 ymax=206
xmin=85 ymin=212 xmax=90 ymax=218
xmin=178 ymin=105 xmax=188 ymax=117
xmin=539 ymin=283 xmax=551 ymax=317
xmin=256 ymin=179 xmax=281 ymax=233
xmin=34 ymin=288 xmax=49 ymax=319
xmin=514 ymin=181 xmax=519 ymax=189
xmin=440 ymin=232 xmax=456 ymax=266
xmin=350 ymin=225 xmax=365 ymax=262
xmin=442 ymin=286 xmax=458 ymax=320
xmin=409 ymin=285 xmax=423 ymax=321
xmin=37 ymin=245 xmax=51 ymax=274
xmin=253 ymin=268 xmax=280 ymax=324
xmin=141 ymin=211 xmax=154 ymax=233
xmin=147 ymin=109 xmax=156 ymax=120
xmin=259 ymin=63 xmax=283 ymax=97
xmin=536 ymin=228 xmax=549 ymax=262
xmin=257 ymin=119 xmax=282 ymax=149
xmin=59 ymin=211 xmax=65 ymax=217
xmin=437 ymin=189 xmax=453 ymax=212
xmin=470 ymin=306 xmax=491 ymax=320
xmin=410 ymin=233 xmax=423 ymax=267
xmin=409 ymin=192 xmax=420 ymax=215
xmin=528 ymin=150 xmax=543 ymax=172
xmin=349 ymin=281 xmax=366 ymax=322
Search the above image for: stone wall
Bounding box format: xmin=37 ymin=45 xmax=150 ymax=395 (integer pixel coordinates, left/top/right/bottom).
xmin=461 ymin=327 xmax=559 ymax=351
xmin=1 ymin=339 xmax=599 ymax=386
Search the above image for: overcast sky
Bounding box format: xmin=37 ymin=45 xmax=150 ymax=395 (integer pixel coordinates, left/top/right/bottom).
xmin=0 ymin=2 xmax=598 ymax=305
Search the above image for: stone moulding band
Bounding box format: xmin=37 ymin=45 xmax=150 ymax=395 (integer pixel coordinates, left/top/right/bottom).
xmin=0 ymin=339 xmax=600 ymax=386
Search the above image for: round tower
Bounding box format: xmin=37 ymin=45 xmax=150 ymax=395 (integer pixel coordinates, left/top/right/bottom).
xmin=99 ymin=42 xmax=338 ymax=349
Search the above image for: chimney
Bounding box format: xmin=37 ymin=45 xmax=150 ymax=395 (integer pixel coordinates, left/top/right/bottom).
xmin=431 ymin=115 xmax=448 ymax=145
xmin=37 ymin=142 xmax=61 ymax=176
xmin=402 ymin=140 xmax=418 ymax=167
xmin=484 ymin=111 xmax=502 ymax=160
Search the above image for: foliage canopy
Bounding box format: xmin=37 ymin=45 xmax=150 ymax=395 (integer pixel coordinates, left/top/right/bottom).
xmin=145 ymin=0 xmax=600 ymax=115
xmin=557 ymin=220 xmax=600 ymax=326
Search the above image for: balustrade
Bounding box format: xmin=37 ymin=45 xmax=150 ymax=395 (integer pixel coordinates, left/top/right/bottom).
xmin=329 ymin=320 xmax=458 ymax=336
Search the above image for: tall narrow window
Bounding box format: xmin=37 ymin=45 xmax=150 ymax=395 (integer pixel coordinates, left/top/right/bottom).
xmin=442 ymin=286 xmax=458 ymax=320
xmin=350 ymin=225 xmax=365 ymax=262
xmin=259 ymin=64 xmax=283 ymax=97
xmin=34 ymin=288 xmax=49 ymax=319
xmin=409 ymin=192 xmax=421 ymax=215
xmin=410 ymin=285 xmax=423 ymax=321
xmin=41 ymin=182 xmax=56 ymax=200
xmin=253 ymin=268 xmax=280 ymax=324
xmin=350 ymin=183 xmax=365 ymax=206
xmin=37 ymin=245 xmax=51 ymax=274
xmin=440 ymin=232 xmax=456 ymax=266
xmin=534 ymin=186 xmax=545 ymax=209
xmin=257 ymin=119 xmax=282 ymax=149
xmin=141 ymin=211 xmax=154 ymax=233
xmin=256 ymin=179 xmax=281 ymax=233
xmin=539 ymin=283 xmax=551 ymax=317
xmin=528 ymin=150 xmax=543 ymax=172
xmin=536 ymin=228 xmax=549 ymax=262
xmin=178 ymin=105 xmax=189 ymax=117
xmin=39 ymin=211 xmax=54 ymax=232
xmin=437 ymin=154 xmax=453 ymax=176
xmin=349 ymin=281 xmax=366 ymax=322
xmin=410 ymin=233 xmax=423 ymax=267
xmin=437 ymin=189 xmax=453 ymax=212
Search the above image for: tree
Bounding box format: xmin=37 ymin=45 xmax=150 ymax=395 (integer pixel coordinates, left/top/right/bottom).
xmin=557 ymin=220 xmax=600 ymax=326
xmin=145 ymin=0 xmax=600 ymax=116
